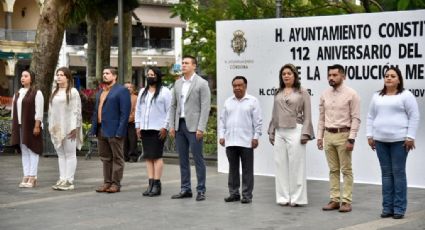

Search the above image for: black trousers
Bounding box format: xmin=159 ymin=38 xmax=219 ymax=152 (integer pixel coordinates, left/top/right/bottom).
xmin=226 ymin=146 xmax=254 ymax=199
xmin=124 ymin=122 xmax=139 ymax=161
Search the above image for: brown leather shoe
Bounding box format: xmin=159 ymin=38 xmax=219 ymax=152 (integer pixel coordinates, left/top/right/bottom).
xmin=339 ymin=202 xmax=352 ymax=212
xmin=95 ymin=184 xmax=111 ymax=193
xmin=106 ymin=185 xmax=121 ymax=193
xmin=322 ymin=201 xmax=340 ymax=211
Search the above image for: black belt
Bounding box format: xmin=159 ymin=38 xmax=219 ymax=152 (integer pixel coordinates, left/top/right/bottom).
xmin=325 ymin=127 xmax=350 ymax=133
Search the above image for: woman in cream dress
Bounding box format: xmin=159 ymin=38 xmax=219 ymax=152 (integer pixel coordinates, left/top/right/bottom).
xmin=48 ymin=67 xmax=83 ymax=191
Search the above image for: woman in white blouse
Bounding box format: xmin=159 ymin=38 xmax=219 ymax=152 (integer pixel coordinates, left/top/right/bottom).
xmin=11 ymin=70 xmax=44 ymax=188
xmin=48 ymin=67 xmax=83 ymax=191
xmin=366 ymin=67 xmax=419 ymax=219
xmin=135 ymin=67 xmax=171 ymax=197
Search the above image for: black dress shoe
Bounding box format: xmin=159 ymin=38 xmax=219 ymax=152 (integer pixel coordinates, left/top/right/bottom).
xmin=171 ymin=191 xmax=193 ymax=199
xmin=196 ymin=192 xmax=206 ymax=201
xmin=224 ymin=195 xmax=240 ymax=202
xmin=241 ymin=197 xmax=252 ymax=204
xmin=380 ymin=213 xmax=393 ymax=218
xmin=393 ymin=214 xmax=404 ymax=219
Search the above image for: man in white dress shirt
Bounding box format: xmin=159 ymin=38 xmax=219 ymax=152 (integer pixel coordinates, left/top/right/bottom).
xmin=219 ymin=76 xmax=263 ymax=204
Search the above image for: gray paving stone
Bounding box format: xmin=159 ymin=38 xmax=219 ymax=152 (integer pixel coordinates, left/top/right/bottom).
xmin=0 ymin=154 xmax=424 ymax=230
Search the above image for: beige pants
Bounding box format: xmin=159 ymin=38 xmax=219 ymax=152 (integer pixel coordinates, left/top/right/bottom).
xmin=324 ymin=131 xmax=353 ymax=204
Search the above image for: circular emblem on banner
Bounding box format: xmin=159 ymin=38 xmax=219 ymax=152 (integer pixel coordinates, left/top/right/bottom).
xmin=231 ymin=30 xmax=247 ymax=55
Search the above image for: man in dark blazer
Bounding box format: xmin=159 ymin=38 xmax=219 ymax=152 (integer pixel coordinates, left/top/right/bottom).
xmin=91 ymin=67 xmax=131 ymax=193
xmin=169 ymin=55 xmax=211 ymax=201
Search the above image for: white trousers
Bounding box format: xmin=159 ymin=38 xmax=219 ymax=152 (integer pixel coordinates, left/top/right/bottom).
xmin=21 ymin=144 xmax=39 ymax=176
xmin=274 ymin=125 xmax=308 ymax=205
xmin=54 ymin=138 xmax=77 ymax=182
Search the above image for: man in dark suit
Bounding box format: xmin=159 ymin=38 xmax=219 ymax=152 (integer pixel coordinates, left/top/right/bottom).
xmin=169 ymin=55 xmax=211 ymax=201
xmin=91 ymin=67 xmax=131 ymax=193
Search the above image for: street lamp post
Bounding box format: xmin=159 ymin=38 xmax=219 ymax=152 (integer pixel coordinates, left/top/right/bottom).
xmin=276 ymin=0 xmax=282 ymax=18
xmin=118 ymin=0 xmax=124 ymax=84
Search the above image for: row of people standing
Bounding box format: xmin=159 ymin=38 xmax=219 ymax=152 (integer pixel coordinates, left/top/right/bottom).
xmin=12 ymin=61 xmax=419 ymax=219
xmin=219 ymin=64 xmax=419 ymax=220
xmin=11 ymin=56 xmax=206 ymax=200
xmin=12 ymin=68 xmax=83 ymax=190
xmin=92 ymin=55 xmax=210 ymax=202
xmin=218 ymin=64 xmax=314 ymax=205
xmin=316 ymin=64 xmax=419 ymax=219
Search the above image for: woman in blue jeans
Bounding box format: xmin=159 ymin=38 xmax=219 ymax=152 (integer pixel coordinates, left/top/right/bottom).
xmin=366 ymin=66 xmax=420 ymax=219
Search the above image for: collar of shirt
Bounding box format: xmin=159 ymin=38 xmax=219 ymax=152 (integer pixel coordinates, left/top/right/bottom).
xmin=332 ymin=84 xmax=346 ymax=93
xmin=103 ymin=82 xmax=115 ymax=92
xmin=231 ymin=94 xmax=249 ymax=101
xmin=19 ymin=88 xmax=29 ymax=94
xmin=181 ymin=73 xmax=195 ymax=82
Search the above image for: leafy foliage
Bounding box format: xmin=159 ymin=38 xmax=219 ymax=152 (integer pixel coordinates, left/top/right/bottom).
xmin=378 ymin=0 xmax=425 ymax=10
xmin=67 ymin=0 xmax=139 ymax=26
xmin=171 ymin=0 xmax=370 ymax=80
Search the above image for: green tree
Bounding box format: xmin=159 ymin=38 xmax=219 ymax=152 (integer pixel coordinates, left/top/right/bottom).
xmin=31 ymin=0 xmax=139 ymax=107
xmin=378 ymin=0 xmax=425 ymax=10
xmin=171 ymin=0 xmax=367 ymax=82
xmin=69 ymin=0 xmax=138 ymax=87
xmin=31 ymin=0 xmax=75 ymax=111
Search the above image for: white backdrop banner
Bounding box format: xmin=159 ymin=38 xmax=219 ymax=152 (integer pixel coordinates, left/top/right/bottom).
xmin=216 ymin=10 xmax=425 ymax=188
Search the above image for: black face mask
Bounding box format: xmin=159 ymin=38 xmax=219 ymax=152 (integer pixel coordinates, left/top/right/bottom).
xmin=147 ymin=77 xmax=157 ymax=86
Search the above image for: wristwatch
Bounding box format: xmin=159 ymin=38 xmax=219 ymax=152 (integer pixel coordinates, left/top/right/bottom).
xmin=347 ymin=139 xmax=355 ymax=144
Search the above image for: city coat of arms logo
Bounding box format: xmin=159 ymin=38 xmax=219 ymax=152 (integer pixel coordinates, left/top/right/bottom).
xmin=231 ymin=30 xmax=247 ymax=55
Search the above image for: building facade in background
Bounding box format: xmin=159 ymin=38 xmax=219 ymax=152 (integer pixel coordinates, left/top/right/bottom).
xmin=0 ymin=0 xmax=185 ymax=98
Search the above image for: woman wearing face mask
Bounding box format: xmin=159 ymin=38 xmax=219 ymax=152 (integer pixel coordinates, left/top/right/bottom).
xmin=48 ymin=67 xmax=83 ymax=191
xmin=11 ymin=70 xmax=44 ymax=188
xmin=135 ymin=67 xmax=172 ymax=196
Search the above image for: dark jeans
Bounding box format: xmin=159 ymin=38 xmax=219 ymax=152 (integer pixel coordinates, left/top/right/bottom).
xmin=226 ymin=146 xmax=254 ymax=199
xmin=375 ymin=141 xmax=408 ymax=215
xmin=124 ymin=122 xmax=139 ymax=161
xmin=176 ymin=119 xmax=206 ymax=193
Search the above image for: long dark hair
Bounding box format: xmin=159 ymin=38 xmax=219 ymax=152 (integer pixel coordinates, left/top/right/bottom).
xmin=50 ymin=67 xmax=74 ymax=105
xmin=141 ymin=67 xmax=163 ymax=103
xmin=379 ymin=66 xmax=404 ymax=96
xmin=278 ymin=64 xmax=301 ymax=92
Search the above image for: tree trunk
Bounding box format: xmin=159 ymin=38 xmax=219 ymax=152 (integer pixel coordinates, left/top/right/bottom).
xmin=123 ymin=11 xmax=132 ymax=83
xmin=96 ymin=16 xmax=114 ymax=83
xmin=30 ymin=0 xmax=74 ymax=111
xmin=361 ymin=0 xmax=372 ymax=12
xmin=86 ymin=13 xmax=97 ymax=89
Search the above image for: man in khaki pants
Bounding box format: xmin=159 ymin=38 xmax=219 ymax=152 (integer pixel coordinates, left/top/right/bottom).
xmin=317 ymin=64 xmax=360 ymax=213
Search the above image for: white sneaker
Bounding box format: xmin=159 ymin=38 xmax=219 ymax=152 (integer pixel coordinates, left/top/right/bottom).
xmin=19 ymin=177 xmax=29 ymax=188
xmin=52 ymin=180 xmax=66 ymax=190
xmin=57 ymin=180 xmax=74 ymax=191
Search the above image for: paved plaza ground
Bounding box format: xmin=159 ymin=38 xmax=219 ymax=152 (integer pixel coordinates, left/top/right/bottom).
xmin=0 ymin=153 xmax=424 ymax=230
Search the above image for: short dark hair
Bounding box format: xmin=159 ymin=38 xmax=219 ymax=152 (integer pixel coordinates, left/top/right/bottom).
xmin=232 ymin=76 xmax=247 ymax=85
xmin=182 ymin=55 xmax=197 ymax=65
xmin=103 ymin=66 xmax=118 ymax=77
xmin=279 ymin=64 xmax=300 ymax=90
xmin=328 ymin=64 xmax=345 ymax=75
xmin=379 ymin=66 xmax=404 ymax=96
